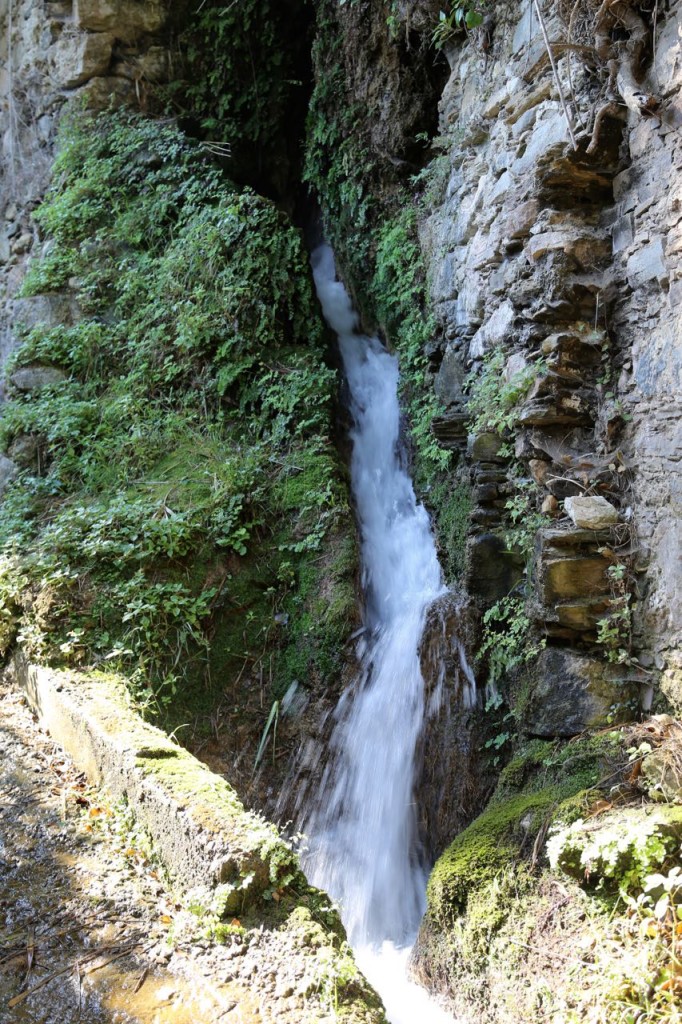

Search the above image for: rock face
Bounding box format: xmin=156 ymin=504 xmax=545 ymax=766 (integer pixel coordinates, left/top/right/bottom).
xmin=418 ymin=0 xmax=682 ymax=705
xmin=10 ymin=365 xmax=67 ymax=393
xmin=0 ymin=0 xmax=173 ymax=394
xmin=417 ymin=594 xmax=495 ymax=858
xmin=521 ymin=647 xmax=639 ymax=737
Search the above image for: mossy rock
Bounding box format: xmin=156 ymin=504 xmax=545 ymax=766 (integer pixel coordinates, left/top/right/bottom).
xmin=426 ymin=788 xmax=559 ymax=922
xmin=423 ymin=730 xmax=627 ymax=949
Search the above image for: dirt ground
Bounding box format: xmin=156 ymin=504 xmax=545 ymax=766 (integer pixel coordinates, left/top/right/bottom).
xmin=0 ymin=677 xmax=314 ymax=1024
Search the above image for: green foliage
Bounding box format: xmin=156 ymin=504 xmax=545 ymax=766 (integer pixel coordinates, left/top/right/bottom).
xmin=304 ymin=5 xmax=452 ymax=486
xmin=465 ymin=350 xmax=541 ymax=450
xmin=372 ymin=206 xmax=451 ymax=480
xmin=547 ymin=806 xmax=682 ymax=893
xmin=0 ymin=109 xmax=356 ymax=713
xmin=432 ymin=1 xmax=486 ymax=49
xmin=479 ymin=592 xmax=544 ymax=692
xmin=410 ymin=131 xmax=456 ymax=211
xmin=163 ymin=0 xmax=308 ymax=193
xmin=466 ymin=390 xmax=549 ymax=697
xmin=429 ymin=478 xmax=472 ymax=583
xmin=503 ymin=476 xmax=549 ymax=557
xmin=597 ymin=562 xmax=635 ymax=666
xmin=303 ymin=11 xmax=377 ymax=297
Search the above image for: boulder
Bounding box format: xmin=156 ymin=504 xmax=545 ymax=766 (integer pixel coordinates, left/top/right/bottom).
xmin=564 ymin=495 xmax=619 ymax=530
xmin=10 ymin=366 xmax=67 ymax=393
xmin=469 ymin=431 xmax=506 ymax=463
xmin=465 ymin=533 xmax=524 ymax=603
xmin=0 ymin=454 xmax=18 ymax=497
xmin=74 ymin=0 xmax=167 ymax=35
xmin=12 ymin=293 xmax=79 ymax=331
xmin=522 ymin=648 xmax=638 ymax=737
xmin=50 ymin=30 xmax=114 ymax=89
xmin=8 ymin=434 xmax=41 ymax=469
xmin=434 ymin=344 xmax=466 ymax=408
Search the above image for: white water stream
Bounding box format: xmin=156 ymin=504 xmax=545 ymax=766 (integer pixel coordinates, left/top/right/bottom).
xmin=302 ymin=245 xmax=454 ymax=1023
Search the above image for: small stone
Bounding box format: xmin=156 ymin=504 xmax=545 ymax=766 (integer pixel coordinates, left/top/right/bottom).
xmin=564 ymin=496 xmax=619 ymax=530
xmin=469 ymin=432 xmax=505 ymax=463
xmin=541 ymin=494 xmax=558 ymax=514
xmin=4 ymin=204 xmax=18 ymax=221
xmin=529 ymin=459 xmax=550 ymax=485
xmin=11 ymin=233 xmax=32 ymax=254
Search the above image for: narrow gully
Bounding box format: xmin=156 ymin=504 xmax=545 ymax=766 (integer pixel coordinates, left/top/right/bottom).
xmin=300 ymin=245 xmax=456 ymax=1024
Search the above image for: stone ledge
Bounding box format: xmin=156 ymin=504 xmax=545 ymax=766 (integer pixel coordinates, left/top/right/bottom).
xmin=10 ymin=653 xmax=292 ymax=911
xmin=6 ymin=654 xmax=387 ymax=1023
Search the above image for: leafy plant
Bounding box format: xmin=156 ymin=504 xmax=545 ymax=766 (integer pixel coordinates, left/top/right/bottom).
xmin=432 ymin=1 xmax=486 ymax=49
xmin=547 ymin=811 xmax=682 ymax=892
xmin=0 ymin=109 xmax=356 ymax=715
xmin=478 ymin=592 xmax=545 ymax=691
xmin=465 ymin=349 xmax=543 ymax=450
xmin=162 ymin=0 xmax=309 ymax=195
xmin=373 ymin=206 xmax=451 ymax=480
xmin=597 ymin=562 xmax=635 ymax=666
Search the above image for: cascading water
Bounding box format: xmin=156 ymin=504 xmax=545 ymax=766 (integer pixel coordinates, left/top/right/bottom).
xmin=302 ymin=245 xmax=455 ymax=1024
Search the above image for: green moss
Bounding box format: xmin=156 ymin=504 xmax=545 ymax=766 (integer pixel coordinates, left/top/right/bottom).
xmin=136 ymin=750 xmax=246 ymax=819
xmin=428 ymin=476 xmax=473 ymax=584
xmin=497 ymin=731 xmax=621 ymax=799
xmin=427 ymin=789 xmax=559 ymax=922
xmin=427 ymin=731 xmax=627 ymax=928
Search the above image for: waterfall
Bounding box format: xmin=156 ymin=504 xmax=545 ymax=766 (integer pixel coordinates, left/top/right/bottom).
xmin=301 ymin=245 xmax=454 ymax=1024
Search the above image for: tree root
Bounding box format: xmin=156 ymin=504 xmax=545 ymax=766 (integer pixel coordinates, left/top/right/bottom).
xmin=587 ymin=0 xmax=659 ymax=154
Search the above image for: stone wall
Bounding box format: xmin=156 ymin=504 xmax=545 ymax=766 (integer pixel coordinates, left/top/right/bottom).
xmin=420 ymin=0 xmax=682 ymax=726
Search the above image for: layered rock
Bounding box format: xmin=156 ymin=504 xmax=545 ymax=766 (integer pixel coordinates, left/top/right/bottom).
xmin=0 ymin=0 xmax=175 ymax=393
